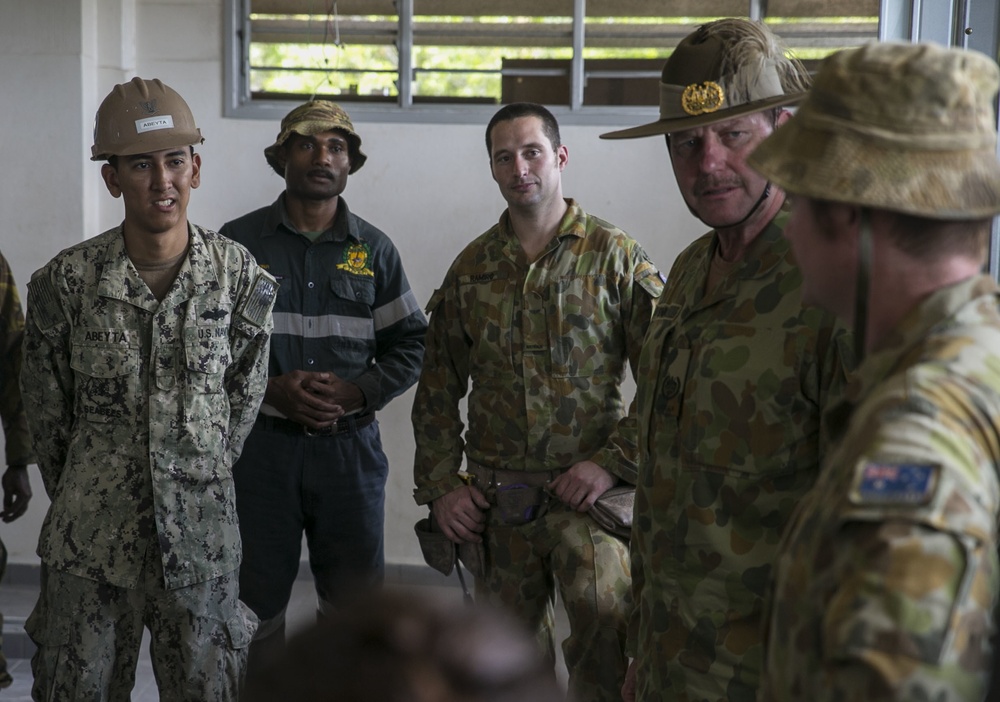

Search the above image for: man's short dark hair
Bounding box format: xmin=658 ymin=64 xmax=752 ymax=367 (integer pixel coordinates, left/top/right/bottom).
xmin=883 ymin=211 xmax=990 ymax=262
xmin=485 ymin=103 xmax=561 ymax=156
xmin=810 ymin=198 xmax=990 ymax=263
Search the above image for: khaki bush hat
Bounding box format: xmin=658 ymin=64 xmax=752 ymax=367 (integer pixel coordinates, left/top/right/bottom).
xmin=601 ymin=18 xmax=810 ymax=139
xmin=91 ymin=77 xmax=203 ymax=161
xmin=264 ymin=100 xmax=368 ymax=176
xmin=750 ymin=42 xmax=1000 ymax=220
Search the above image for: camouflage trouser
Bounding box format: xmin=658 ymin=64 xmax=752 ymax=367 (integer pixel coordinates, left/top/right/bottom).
xmin=476 ymin=502 xmax=630 ymax=702
xmin=26 ymin=552 xmax=258 ymax=702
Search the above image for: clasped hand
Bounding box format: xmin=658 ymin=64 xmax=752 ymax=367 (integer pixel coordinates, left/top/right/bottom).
xmin=264 ymin=370 xmax=364 ymax=430
xmin=431 ymin=460 xmax=615 ymax=544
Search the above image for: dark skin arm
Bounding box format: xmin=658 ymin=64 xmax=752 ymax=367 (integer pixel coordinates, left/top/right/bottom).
xmin=265 ymin=370 xmax=365 ymax=429
xmin=1 ymin=465 xmax=31 ymax=523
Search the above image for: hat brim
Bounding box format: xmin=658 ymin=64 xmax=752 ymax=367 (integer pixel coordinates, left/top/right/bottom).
xmin=750 ymin=116 xmax=1000 ymax=220
xmin=263 ymin=125 xmax=367 ymax=176
xmin=600 ymin=92 xmax=806 ymax=139
xmin=92 ymin=131 xmax=204 ymax=161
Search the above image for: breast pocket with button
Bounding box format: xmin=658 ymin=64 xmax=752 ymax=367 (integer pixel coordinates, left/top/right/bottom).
xmin=680 ymin=326 xmax=814 ymax=480
xmin=549 ymin=274 xmax=623 ymax=378
xmin=183 ymin=301 xmax=233 ymax=424
xmin=458 ymin=272 xmax=514 ymax=378
xmin=329 ymin=275 xmax=376 ymax=310
xmin=70 ymin=341 xmax=139 ymax=425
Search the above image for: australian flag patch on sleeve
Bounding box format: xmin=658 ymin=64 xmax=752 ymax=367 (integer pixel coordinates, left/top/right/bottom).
xmin=850 ymin=462 xmax=939 ymax=506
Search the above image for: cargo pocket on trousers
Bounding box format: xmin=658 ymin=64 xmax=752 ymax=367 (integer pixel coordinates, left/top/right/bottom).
xmin=24 ymin=607 xmax=74 ymax=696
xmin=227 ymin=600 xmax=259 ymax=650
xmin=24 ymin=606 xmax=72 ymax=648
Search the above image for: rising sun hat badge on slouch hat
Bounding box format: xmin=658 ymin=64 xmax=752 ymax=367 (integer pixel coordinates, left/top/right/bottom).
xmin=601 ymin=18 xmax=811 ymax=139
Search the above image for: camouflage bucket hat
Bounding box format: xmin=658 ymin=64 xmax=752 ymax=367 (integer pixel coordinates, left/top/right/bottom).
xmin=264 ymin=100 xmax=368 ymax=176
xmin=750 ymin=42 xmax=1000 ymax=219
xmin=601 ymin=18 xmax=811 ymax=139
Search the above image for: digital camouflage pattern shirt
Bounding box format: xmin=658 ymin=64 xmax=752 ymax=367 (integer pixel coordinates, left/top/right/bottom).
xmin=412 ymin=200 xmax=663 ymax=504
xmin=631 ymin=212 xmax=854 ymax=702
xmin=759 ymin=274 xmax=1000 ymax=702
xmin=0 ymin=251 xmax=32 ymax=467
xmin=22 ymin=225 xmax=276 ymax=590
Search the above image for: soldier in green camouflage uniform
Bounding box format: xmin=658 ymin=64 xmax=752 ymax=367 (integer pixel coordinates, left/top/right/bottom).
xmin=601 ymin=19 xmax=854 ymax=702
xmin=412 ymin=103 xmax=663 ymax=702
xmin=0 ymin=250 xmax=33 ymax=688
xmin=20 ymin=77 xmax=276 ymax=701
xmin=748 ymin=43 xmax=1000 ymax=702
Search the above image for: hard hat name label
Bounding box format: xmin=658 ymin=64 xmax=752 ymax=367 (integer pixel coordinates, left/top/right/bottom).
xmin=135 ymin=115 xmax=175 ymax=134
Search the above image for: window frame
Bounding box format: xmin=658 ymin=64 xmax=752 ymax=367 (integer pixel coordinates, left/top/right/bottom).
xmin=223 ymin=0 xmax=879 ymax=125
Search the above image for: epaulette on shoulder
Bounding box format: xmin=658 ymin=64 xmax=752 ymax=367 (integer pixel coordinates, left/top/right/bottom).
xmin=238 ymin=270 xmax=278 ymax=328
xmin=27 ymin=274 xmax=64 ymax=333
xmin=634 ymin=261 xmax=666 ymax=298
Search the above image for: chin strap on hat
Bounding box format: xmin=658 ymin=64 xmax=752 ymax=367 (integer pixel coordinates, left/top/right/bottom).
xmin=729 ymin=181 xmax=772 ymax=229
xmin=685 ymin=182 xmax=773 ymax=231
xmin=853 ymin=208 xmax=873 ymax=360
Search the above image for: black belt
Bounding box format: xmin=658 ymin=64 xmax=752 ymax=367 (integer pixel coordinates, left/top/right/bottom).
xmin=256 ymin=413 xmax=375 ymax=437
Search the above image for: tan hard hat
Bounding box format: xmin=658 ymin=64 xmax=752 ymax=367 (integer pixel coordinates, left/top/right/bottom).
xmin=91 ymin=77 xmax=203 ymax=161
xmin=749 ymin=42 xmax=1000 ymax=219
xmin=601 ymin=18 xmax=811 ymax=139
xmin=264 ymin=100 xmax=368 ymax=176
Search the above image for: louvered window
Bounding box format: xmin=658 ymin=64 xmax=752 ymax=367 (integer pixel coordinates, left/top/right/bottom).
xmin=225 ymin=0 xmax=879 ymax=121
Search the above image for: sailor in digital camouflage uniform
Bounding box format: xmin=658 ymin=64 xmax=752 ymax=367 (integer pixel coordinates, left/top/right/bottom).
xmin=0 ymin=250 xmax=33 ymax=689
xmin=601 ymin=19 xmax=854 ymax=702
xmin=412 ymin=103 xmax=663 ymax=702
xmin=747 ymin=42 xmax=1000 ymax=702
xmin=20 ymin=77 xmax=276 ymax=702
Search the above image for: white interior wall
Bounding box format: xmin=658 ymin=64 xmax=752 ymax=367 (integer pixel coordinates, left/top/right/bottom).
xmin=0 ymin=0 xmax=703 ymax=568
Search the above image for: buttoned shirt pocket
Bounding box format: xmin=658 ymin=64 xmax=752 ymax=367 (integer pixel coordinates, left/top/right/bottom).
xmin=182 ymin=300 xmax=233 ymax=430
xmin=680 ymin=326 xmax=816 ymax=479
xmin=330 ymin=274 xmax=376 ymax=310
xmin=70 ymin=339 xmax=138 ymax=425
xmin=183 ymin=337 xmax=230 ymax=393
xmin=184 ymin=301 xmax=232 ymax=395
xmin=643 ymin=345 xmax=691 ymax=465
xmin=549 ymin=274 xmax=623 ymax=378
xmin=459 ymin=272 xmax=513 ymax=378
xmin=655 ymin=346 xmax=691 ymax=420
xmin=638 ymin=304 xmax=688 ymax=463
